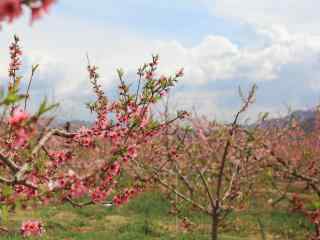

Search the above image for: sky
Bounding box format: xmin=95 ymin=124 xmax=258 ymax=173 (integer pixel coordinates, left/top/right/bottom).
xmin=1 ymin=0 xmax=320 ymax=122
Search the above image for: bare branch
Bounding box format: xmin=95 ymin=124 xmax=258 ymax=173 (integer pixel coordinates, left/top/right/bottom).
xmin=197 ymin=167 xmax=215 ymax=208
xmin=0 ymin=151 xmax=20 ymax=173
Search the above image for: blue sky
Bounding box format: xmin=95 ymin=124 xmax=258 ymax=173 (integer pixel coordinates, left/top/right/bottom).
xmin=0 ymin=0 xmax=320 ymax=122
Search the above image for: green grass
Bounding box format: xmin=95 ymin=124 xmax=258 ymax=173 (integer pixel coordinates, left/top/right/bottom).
xmin=0 ymin=192 xmax=311 ymax=240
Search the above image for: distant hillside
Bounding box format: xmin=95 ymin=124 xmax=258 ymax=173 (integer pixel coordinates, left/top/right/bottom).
xmin=55 ymin=119 xmax=92 ymax=130
xmin=256 ymin=108 xmax=319 ymax=132
xmin=37 ymin=118 xmax=93 ymax=131
xmin=39 ymin=108 xmax=320 ymax=133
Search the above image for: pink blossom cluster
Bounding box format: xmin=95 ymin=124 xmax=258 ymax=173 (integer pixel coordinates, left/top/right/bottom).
xmin=113 ymin=187 xmax=142 ymax=207
xmin=48 ymin=150 xmax=72 ymax=167
xmin=0 ymin=0 xmax=55 ymax=25
xmin=69 ymin=180 xmax=88 ymax=199
xmin=46 ymin=170 xmax=86 ymax=198
xmin=87 ymin=161 xmax=122 ymax=204
xmin=20 ymin=220 xmax=44 ymax=237
xmin=7 ymin=108 xmax=32 ymax=149
xmin=90 ymin=188 xmax=111 ymax=204
xmin=15 ymin=184 xmax=37 ymax=199
xmin=8 ymin=108 xmax=28 ymax=126
xmin=73 ymin=127 xmax=94 ymax=147
xmin=0 ymin=0 xmax=22 ymax=23
xmin=14 ymin=172 xmax=40 ymax=199
xmin=8 ymin=34 xmax=22 ymax=78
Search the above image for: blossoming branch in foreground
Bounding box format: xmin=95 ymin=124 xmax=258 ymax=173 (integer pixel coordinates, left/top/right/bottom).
xmin=0 ymin=35 xmax=187 ymax=238
xmin=0 ymin=0 xmax=55 ymax=25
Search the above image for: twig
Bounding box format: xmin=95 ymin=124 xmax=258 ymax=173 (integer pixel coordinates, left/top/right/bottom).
xmin=24 ymin=64 xmax=38 ymax=111
xmin=197 ymin=167 xmax=215 ymax=208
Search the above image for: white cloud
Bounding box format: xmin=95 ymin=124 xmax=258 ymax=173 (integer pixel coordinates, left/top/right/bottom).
xmin=202 ymin=0 xmax=320 ymax=35
xmin=1 ymin=4 xmax=320 ymax=121
xmin=154 ymin=28 xmax=320 ymax=85
xmin=150 ymin=88 xmax=237 ymax=123
xmin=2 ymin=12 xmax=319 ymax=87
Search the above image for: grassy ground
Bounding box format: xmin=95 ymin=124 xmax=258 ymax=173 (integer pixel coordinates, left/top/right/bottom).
xmin=0 ymin=192 xmax=311 ymax=240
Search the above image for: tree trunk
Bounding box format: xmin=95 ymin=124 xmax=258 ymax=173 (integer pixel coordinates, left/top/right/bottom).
xmin=211 ymin=208 xmax=219 ymax=240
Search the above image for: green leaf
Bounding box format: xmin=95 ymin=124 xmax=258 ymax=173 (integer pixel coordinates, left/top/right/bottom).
xmin=2 ymin=185 xmax=12 ymax=198
xmin=312 ymin=201 xmax=320 ymax=209
xmin=32 ymin=64 xmax=40 ymax=74
xmin=36 ymin=98 xmax=59 ymax=117
xmin=0 ymin=87 xmax=4 ymax=99
xmin=117 ymin=68 xmax=125 ymax=79
xmin=2 ymin=92 xmax=25 ymax=105
xmin=266 ymin=168 xmax=273 ymax=178
xmin=1 ymin=205 xmax=9 ymax=224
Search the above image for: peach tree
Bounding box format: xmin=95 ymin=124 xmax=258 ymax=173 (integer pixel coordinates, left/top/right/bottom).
xmin=0 ymin=35 xmax=186 ymax=236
